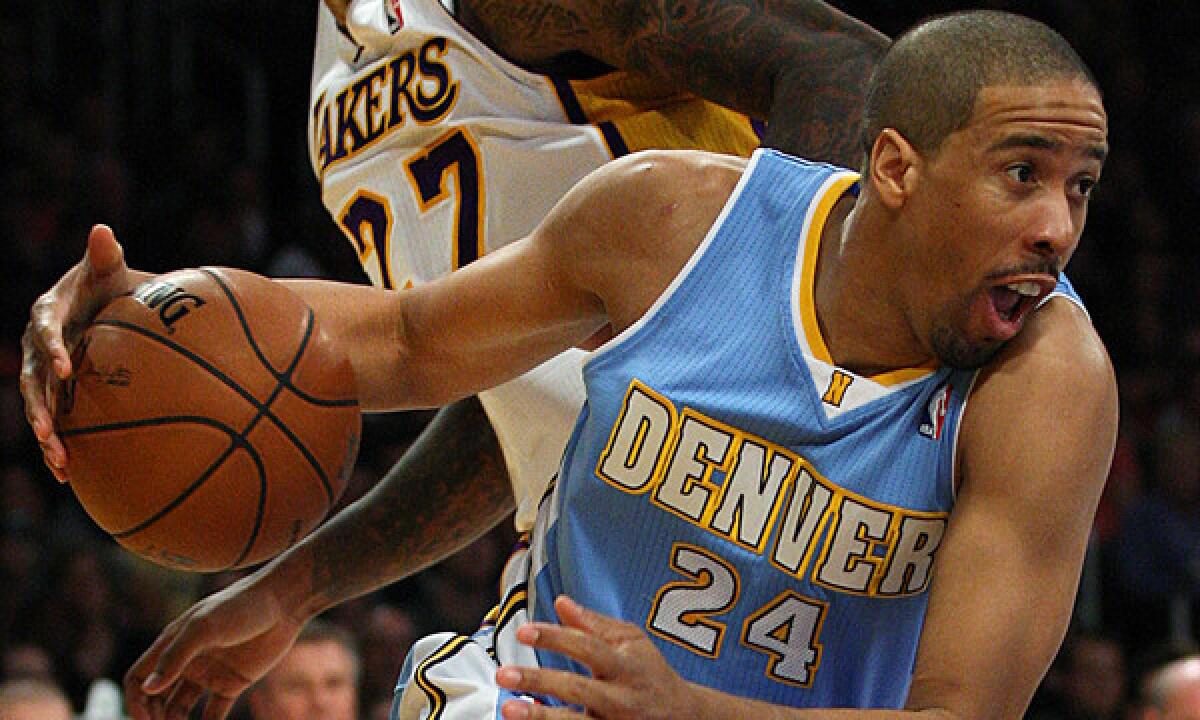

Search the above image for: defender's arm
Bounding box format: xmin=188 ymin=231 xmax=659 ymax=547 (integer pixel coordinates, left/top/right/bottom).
xmin=460 ymin=0 xmax=888 ymax=167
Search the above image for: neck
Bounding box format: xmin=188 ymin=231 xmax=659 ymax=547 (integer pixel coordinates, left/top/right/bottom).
xmin=813 ymin=196 xmax=933 ymax=375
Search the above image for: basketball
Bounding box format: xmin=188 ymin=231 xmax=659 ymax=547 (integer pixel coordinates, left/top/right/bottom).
xmin=54 ymin=267 xmax=362 ymax=572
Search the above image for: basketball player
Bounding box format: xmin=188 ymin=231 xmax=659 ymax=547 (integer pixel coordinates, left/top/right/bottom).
xmin=0 ymin=678 xmax=74 ymax=720
xmin=245 ymin=620 xmax=360 ymax=720
xmin=337 ymin=11 xmax=1111 ymax=717
xmin=20 ymin=0 xmax=885 ymax=717
xmin=1139 ymin=655 xmax=1200 ymax=720
xmin=139 ymin=9 xmax=1110 ymax=718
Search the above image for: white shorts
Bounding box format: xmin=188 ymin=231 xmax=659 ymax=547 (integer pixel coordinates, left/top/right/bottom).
xmin=390 ymin=541 xmax=544 ymax=719
xmin=391 ymin=471 xmax=567 ymax=720
xmin=478 ymin=349 xmax=586 ymax=532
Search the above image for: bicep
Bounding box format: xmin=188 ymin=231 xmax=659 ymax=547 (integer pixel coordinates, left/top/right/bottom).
xmin=392 ymin=150 xmax=722 ymax=408
xmin=905 ymin=301 xmax=1117 ymax=719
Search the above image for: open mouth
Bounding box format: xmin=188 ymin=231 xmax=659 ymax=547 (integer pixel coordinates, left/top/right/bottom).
xmin=981 ymin=276 xmax=1056 ymax=342
xmin=989 ymin=280 xmax=1043 ymax=324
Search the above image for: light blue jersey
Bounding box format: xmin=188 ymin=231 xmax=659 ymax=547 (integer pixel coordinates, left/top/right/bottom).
xmin=391 ymin=148 xmax=1086 ymax=718
xmin=529 ymin=148 xmax=1084 ymax=708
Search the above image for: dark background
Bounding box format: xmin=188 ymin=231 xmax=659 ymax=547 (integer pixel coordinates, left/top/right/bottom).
xmin=0 ymin=2 xmax=1197 ymax=718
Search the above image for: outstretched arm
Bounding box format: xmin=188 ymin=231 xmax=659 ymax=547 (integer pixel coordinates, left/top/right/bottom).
xmin=19 ymin=229 xmax=519 ymax=719
xmin=459 ymin=0 xmax=889 ymax=166
xmin=122 ymin=150 xmax=722 ymax=719
xmin=294 ymin=396 xmax=515 ymax=612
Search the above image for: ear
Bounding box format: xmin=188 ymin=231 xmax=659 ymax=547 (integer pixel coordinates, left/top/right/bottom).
xmin=867 ymin=128 xmax=921 ymax=210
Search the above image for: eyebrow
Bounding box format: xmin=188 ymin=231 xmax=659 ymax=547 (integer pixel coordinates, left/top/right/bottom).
xmin=988 ymin=133 xmax=1108 ymax=163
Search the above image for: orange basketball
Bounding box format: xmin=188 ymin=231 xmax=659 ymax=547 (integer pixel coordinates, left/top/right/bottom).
xmin=55 ymin=267 xmax=361 ymax=572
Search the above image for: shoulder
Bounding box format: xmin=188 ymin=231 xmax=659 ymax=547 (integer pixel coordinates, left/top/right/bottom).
xmin=545 ymin=150 xmax=746 ymax=238
xmin=958 ymin=295 xmax=1117 ymax=499
xmin=972 ymin=296 xmax=1113 ymax=407
xmin=455 ymin=0 xmax=625 ymax=66
xmin=534 ymin=150 xmax=749 ymax=331
xmin=590 ymin=149 xmax=747 ymax=194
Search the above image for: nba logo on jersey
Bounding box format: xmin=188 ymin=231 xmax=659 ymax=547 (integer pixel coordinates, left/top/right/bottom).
xmin=918 ymin=383 xmax=952 ymax=440
xmin=386 ymin=0 xmax=404 ymax=32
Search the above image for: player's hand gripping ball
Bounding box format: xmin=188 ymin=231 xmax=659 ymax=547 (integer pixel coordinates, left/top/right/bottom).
xmin=55 ymin=267 xmax=361 ymax=572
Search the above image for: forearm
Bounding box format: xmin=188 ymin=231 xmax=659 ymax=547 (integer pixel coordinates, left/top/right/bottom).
xmin=608 ymin=0 xmax=888 ymax=167
xmin=261 ymin=396 xmax=515 ymax=620
xmin=757 ymin=35 xmax=885 ymax=168
xmin=278 ymin=277 xmax=423 ymax=411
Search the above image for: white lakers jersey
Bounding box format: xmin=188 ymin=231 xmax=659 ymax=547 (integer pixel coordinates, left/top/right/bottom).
xmin=308 ymin=0 xmax=760 ymax=527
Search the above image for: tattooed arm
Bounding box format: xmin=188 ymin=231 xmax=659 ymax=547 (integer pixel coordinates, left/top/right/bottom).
xmin=457 ymin=0 xmax=889 ymax=167
xmin=305 ymin=397 xmax=514 ymax=608
xmin=124 ymin=397 xmax=514 ymax=720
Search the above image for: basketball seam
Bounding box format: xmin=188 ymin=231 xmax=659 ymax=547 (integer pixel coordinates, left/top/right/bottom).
xmin=69 ymin=415 xmax=262 ymax=552
xmin=91 ymin=315 xmax=339 ymax=509
xmin=76 ymin=269 xmax=357 ymax=570
xmin=201 ymin=267 xmax=351 ymax=505
xmin=199 ymin=268 xmax=357 ymax=406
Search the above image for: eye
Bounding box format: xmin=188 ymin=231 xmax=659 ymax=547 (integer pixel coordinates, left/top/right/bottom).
xmin=1076 ymin=176 xmax=1097 ymax=198
xmin=1005 ymin=163 xmax=1034 ymax=184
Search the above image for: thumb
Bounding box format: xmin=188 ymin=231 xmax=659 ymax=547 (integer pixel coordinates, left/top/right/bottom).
xmin=85 ymin=224 xmax=127 ymax=280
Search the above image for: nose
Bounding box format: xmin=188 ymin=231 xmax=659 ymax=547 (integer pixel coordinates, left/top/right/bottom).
xmin=1027 ymin=190 xmax=1078 ymax=260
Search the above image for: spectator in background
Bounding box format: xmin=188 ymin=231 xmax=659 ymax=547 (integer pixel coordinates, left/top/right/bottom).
xmin=1031 ymin=631 xmax=1130 ymax=720
xmin=1110 ymin=365 xmax=1200 ymax=644
xmin=1138 ymin=654 xmax=1200 ymax=720
xmin=244 ymin=619 xmax=360 ymax=720
xmin=0 ymin=677 xmax=73 ymax=720
xmin=0 ymin=641 xmax=55 ymax=682
xmin=27 ymin=546 xmax=121 ymax=707
xmin=355 ymin=603 xmax=418 ymax=716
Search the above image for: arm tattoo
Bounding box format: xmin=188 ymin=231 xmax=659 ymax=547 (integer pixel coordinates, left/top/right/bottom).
xmin=463 ymin=0 xmax=889 ymax=168
xmin=308 ymin=396 xmax=515 ymax=606
xmin=614 ymin=0 xmax=889 ymax=167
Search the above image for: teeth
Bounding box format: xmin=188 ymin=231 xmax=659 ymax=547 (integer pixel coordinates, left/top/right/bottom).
xmin=1005 ymin=281 xmax=1041 ymax=297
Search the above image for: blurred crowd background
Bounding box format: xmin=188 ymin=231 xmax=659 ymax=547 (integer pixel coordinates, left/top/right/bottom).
xmin=0 ymin=1 xmax=1197 ymax=718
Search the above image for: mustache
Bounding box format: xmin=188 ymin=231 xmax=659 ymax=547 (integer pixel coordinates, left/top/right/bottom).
xmin=984 ymin=259 xmax=1060 ymax=282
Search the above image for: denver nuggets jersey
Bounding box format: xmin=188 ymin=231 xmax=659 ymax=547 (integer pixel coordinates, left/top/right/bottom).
xmin=307 ymin=0 xmax=760 ymax=527
xmin=527 ymin=149 xmax=1086 ymax=707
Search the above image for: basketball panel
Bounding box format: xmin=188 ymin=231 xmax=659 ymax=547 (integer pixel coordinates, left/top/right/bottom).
xmin=207 ymin=268 xmax=318 ymax=376
xmin=58 ymin=323 xmax=263 ymax=433
xmin=117 ymin=449 xmax=266 ymax=572
xmin=101 ymin=268 xmax=288 ymax=400
xmin=64 ymin=421 xmax=235 ymax=534
xmin=242 ymin=421 xmax=340 ymax=567
xmin=57 ymin=266 xmax=362 ymax=572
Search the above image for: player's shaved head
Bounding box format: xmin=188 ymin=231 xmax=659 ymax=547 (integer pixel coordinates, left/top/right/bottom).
xmin=860 ymin=10 xmax=1098 ymax=159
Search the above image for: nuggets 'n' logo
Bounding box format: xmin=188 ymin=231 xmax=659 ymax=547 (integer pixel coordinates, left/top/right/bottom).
xmin=821 ymin=370 xmax=854 ymax=407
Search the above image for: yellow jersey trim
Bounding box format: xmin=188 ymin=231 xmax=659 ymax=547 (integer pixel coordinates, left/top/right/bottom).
xmin=798 ymin=175 xmax=938 ymax=387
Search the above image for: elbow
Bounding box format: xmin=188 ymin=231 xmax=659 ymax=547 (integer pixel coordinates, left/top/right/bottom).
xmin=828 ymin=7 xmax=891 ymax=62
